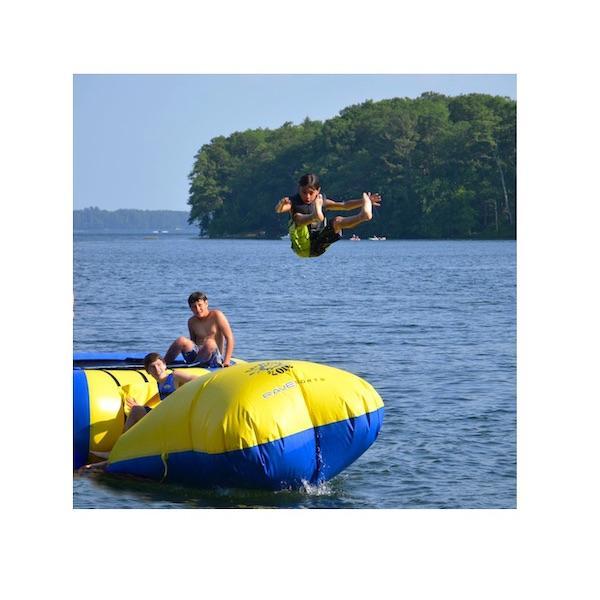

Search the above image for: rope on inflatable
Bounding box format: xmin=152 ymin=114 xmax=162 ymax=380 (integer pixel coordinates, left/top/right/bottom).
xmin=160 ymin=452 xmax=169 ymax=482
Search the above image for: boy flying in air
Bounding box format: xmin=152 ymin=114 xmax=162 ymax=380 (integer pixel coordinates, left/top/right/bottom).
xmin=275 ymin=173 xmax=382 ymax=258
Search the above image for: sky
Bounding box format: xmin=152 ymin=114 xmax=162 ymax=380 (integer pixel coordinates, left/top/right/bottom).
xmin=74 ymin=74 xmax=516 ymax=212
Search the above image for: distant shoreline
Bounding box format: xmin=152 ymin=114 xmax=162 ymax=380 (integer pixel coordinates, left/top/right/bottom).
xmin=74 ymin=231 xmax=516 ymax=241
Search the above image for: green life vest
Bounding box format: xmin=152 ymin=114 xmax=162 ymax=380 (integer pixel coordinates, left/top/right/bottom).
xmin=288 ymin=220 xmax=311 ymax=258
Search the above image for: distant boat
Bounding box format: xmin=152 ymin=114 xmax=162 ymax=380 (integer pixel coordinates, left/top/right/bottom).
xmin=161 ymin=230 xmax=169 ymax=234
xmin=350 ymin=234 xmax=361 ymax=241
xmin=280 ymin=233 xmax=290 ymax=240
xmin=368 ymin=236 xmax=387 ymax=241
xmin=152 ymin=230 xmax=159 ymax=234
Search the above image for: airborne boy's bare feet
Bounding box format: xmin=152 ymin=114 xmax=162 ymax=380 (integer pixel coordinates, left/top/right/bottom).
xmin=313 ymin=193 xmax=325 ymax=223
xmin=360 ymin=192 xmax=373 ymax=220
xmin=330 ymin=192 xmax=375 ymax=234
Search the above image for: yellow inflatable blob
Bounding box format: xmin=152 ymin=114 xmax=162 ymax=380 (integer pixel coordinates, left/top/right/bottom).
xmin=107 ymin=360 xmax=384 ymax=489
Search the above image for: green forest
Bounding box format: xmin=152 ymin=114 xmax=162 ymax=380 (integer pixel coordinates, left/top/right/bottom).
xmin=187 ymin=92 xmax=516 ymax=239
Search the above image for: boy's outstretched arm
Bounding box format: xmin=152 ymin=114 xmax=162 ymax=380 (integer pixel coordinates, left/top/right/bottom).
xmin=275 ymin=197 xmax=292 ymax=213
xmin=276 ymin=195 xmax=323 ymax=226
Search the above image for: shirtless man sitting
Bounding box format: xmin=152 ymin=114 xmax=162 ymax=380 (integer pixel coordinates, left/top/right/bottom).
xmin=163 ymin=291 xmax=235 ymax=367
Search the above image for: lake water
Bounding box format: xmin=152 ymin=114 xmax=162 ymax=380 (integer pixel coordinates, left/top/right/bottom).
xmin=73 ymin=234 xmax=516 ymax=509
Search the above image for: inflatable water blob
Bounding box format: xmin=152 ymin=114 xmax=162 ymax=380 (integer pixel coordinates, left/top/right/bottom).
xmin=73 ymin=352 xmax=235 ymax=469
xmin=73 ymin=354 xmax=384 ymax=489
xmin=106 ymin=360 xmax=384 ymax=489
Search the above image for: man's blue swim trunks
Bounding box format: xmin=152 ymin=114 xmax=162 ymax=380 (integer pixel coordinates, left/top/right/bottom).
xmin=182 ymin=345 xmax=224 ymax=368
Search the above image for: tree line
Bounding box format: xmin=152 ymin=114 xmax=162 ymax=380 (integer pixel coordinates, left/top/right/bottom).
xmin=187 ymin=92 xmax=516 ymax=239
xmin=74 ymin=207 xmax=194 ymax=232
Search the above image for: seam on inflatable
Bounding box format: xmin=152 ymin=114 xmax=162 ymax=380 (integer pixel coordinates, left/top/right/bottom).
xmin=100 ymin=369 xmax=121 ymax=386
xmin=135 ymin=369 xmax=148 ymax=383
xmin=291 ymin=363 xmax=322 ymax=483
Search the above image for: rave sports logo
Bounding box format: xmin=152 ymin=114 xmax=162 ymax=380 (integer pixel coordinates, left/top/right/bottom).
xmin=262 ymin=381 xmax=296 ymax=399
xmin=245 ymin=362 xmax=294 ymax=377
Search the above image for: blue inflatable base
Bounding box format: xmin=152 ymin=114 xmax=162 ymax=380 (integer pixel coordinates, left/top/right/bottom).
xmin=107 ymin=407 xmax=384 ymax=489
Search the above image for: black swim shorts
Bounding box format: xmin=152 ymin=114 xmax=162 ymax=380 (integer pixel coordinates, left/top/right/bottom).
xmin=309 ymin=222 xmax=342 ymax=257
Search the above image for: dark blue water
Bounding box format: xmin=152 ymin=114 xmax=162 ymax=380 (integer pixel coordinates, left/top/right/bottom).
xmin=73 ymin=234 xmax=516 ymax=508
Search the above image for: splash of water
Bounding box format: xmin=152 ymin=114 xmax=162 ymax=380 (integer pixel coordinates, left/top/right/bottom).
xmin=298 ymin=479 xmax=334 ymax=496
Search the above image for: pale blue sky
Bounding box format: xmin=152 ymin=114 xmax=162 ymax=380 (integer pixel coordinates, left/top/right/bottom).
xmin=74 ymin=74 xmax=516 ymax=211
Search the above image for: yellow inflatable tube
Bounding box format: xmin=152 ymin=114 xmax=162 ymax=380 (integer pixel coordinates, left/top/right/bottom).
xmin=73 ymin=365 xmax=211 ymax=466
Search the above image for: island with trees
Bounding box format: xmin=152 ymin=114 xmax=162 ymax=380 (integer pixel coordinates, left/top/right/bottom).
xmin=187 ymin=92 xmax=515 ymax=240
